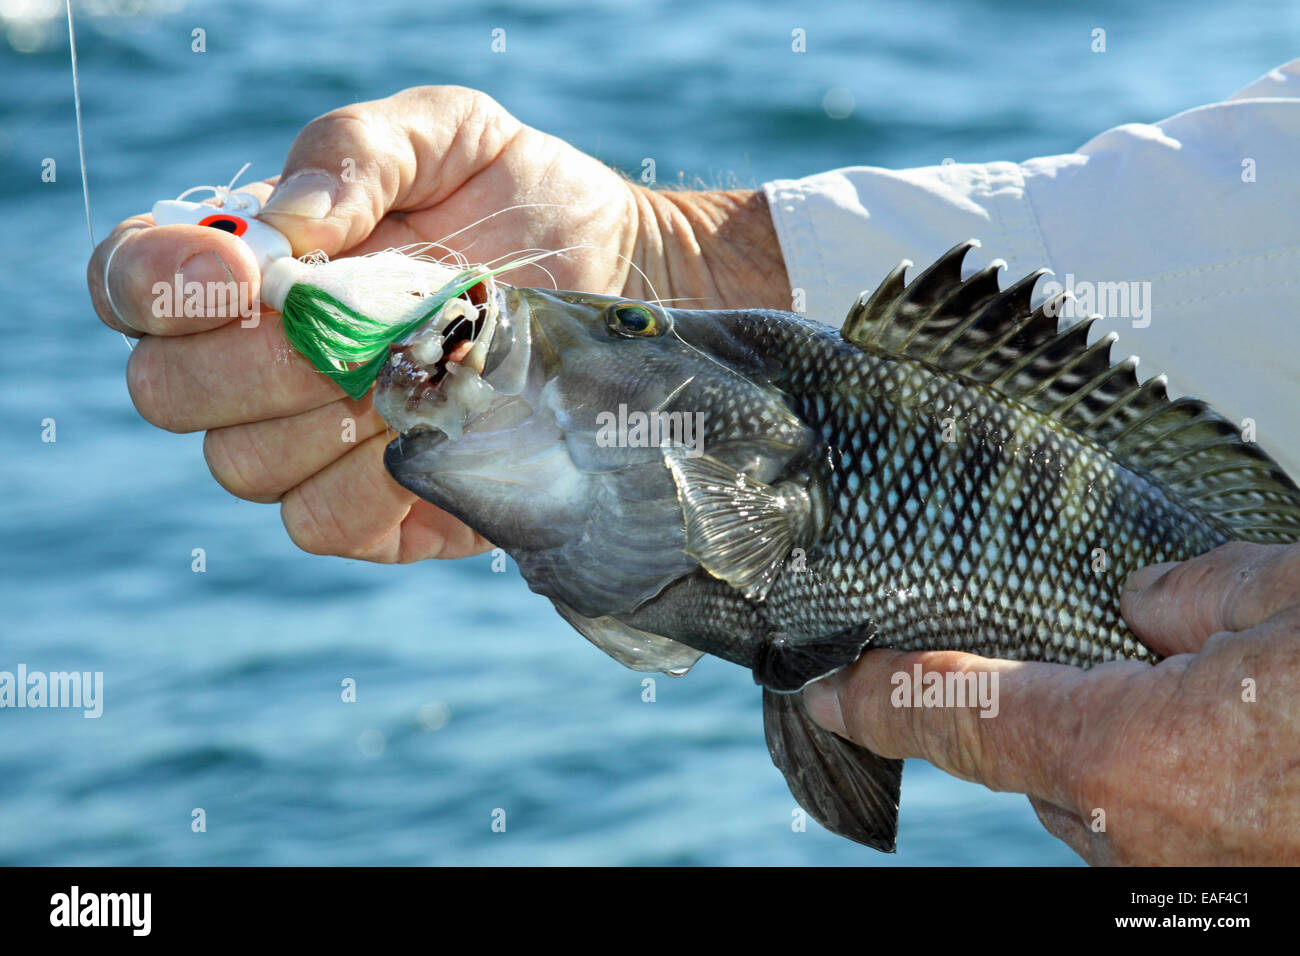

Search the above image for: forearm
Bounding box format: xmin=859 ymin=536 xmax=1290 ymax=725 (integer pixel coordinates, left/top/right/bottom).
xmin=626 ymin=185 xmax=792 ymax=311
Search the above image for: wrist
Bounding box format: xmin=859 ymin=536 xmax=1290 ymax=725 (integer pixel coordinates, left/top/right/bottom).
xmin=626 ymin=185 xmax=791 ymax=311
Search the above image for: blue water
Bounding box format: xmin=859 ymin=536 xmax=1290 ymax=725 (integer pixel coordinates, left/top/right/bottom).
xmin=0 ymin=0 xmax=1294 ymax=865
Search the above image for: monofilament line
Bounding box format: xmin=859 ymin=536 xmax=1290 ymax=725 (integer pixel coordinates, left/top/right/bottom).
xmin=67 ymin=0 xmax=131 ymax=348
xmin=66 ymin=0 xmax=93 ymax=249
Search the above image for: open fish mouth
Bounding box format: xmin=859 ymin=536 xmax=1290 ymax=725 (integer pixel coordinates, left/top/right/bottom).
xmin=386 ymin=281 xmax=490 ymax=384
xmin=374 ymin=278 xmax=526 ymax=441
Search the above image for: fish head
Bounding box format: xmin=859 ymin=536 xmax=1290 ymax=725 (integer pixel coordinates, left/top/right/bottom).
xmin=376 ymin=283 xmax=819 ymax=616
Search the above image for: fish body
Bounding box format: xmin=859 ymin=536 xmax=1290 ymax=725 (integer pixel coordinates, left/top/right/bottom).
xmin=375 ymin=241 xmax=1300 ymax=850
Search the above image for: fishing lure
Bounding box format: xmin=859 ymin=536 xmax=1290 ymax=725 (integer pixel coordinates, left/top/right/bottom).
xmin=152 ymin=170 xmax=535 ymax=401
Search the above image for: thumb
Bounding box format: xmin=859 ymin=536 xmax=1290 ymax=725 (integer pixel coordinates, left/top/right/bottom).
xmin=1119 ymin=541 xmax=1300 ymax=656
xmin=258 ymin=86 xmax=521 ymax=256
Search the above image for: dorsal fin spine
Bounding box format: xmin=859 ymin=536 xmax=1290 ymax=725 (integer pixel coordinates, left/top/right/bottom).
xmin=837 ymin=240 xmax=1300 ymax=544
xmin=925 ymin=268 xmax=1047 ymax=361
xmin=1084 ymin=376 xmax=1164 ymax=436
xmin=1055 ymin=353 xmax=1135 ymax=418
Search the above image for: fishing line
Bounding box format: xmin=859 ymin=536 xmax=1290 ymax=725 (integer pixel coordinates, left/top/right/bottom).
xmin=66 ymin=0 xmax=133 ymax=349
xmin=484 ymin=239 xmax=670 ymax=313
xmin=430 ymin=202 xmax=578 ymax=248
xmin=66 ymin=0 xmax=92 ymax=248
xmin=502 ymin=238 xmax=743 ymax=391
xmin=555 ymin=241 xmax=739 ymax=379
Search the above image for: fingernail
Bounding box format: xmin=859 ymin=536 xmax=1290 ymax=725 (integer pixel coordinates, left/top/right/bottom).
xmin=177 ymin=251 xmax=236 ymax=317
xmin=261 ymin=170 xmax=337 ymax=219
xmin=178 ymin=249 xmax=235 ymax=286
xmin=1124 ymin=561 xmax=1178 ymax=593
xmin=803 ymin=678 xmax=847 ymax=736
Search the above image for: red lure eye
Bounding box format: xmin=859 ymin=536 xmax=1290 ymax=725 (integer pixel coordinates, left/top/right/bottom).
xmin=197 ymin=213 xmax=248 ymax=236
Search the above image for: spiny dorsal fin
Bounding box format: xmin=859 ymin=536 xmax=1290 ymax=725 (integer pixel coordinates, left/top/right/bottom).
xmin=842 ymin=240 xmax=1300 ymax=544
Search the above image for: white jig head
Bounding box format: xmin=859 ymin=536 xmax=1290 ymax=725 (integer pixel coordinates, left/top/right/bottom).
xmin=151 ymin=164 xmax=292 ymax=273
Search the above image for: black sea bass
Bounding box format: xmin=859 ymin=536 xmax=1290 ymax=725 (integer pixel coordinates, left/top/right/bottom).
xmin=373 ymin=240 xmax=1300 ymax=851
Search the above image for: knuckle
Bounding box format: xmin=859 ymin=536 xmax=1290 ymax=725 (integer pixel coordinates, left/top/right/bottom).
xmin=125 ymin=338 xmax=185 ymax=432
xmin=1218 ymin=543 xmax=1299 ymax=630
xmin=202 ymin=430 xmax=283 ymax=503
xmin=1197 ymin=629 xmax=1239 ymax=658
xmin=397 ymin=83 xmax=451 ymax=100
xmin=1208 ymin=540 xmax=1256 ymax=563
xmin=463 ymin=87 xmax=503 ymax=116
xmin=943 ymin=697 xmax=989 ymax=781
xmin=901 ymin=689 xmax=944 ymax=761
xmin=833 ymin=671 xmax=877 ymax=748
xmin=1269 ymin=603 xmax=1300 ymax=633
xmin=1064 ymin=682 xmax=1131 ymax=809
xmin=1068 ymin=747 xmax=1116 ymax=813
xmin=86 ymin=243 xmax=111 ymax=317
xmin=282 ymin=507 xmax=331 ymax=557
xmin=1157 ymin=555 xmax=1235 ymax=635
xmin=827 ymin=668 xmax=867 ymax=732
xmin=1263 ymin=544 xmax=1300 ymax=600
xmin=295 ymin=109 xmax=372 ymax=154
xmin=281 ymin=486 xmax=345 ymax=557
xmin=401 ymin=84 xmax=489 ymax=109
xmin=310 ymin=101 xmax=368 ymax=126
xmin=1168 ymin=552 xmax=1220 ymax=595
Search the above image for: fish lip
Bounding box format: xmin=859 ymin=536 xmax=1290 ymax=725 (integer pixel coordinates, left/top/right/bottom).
xmin=395 ymin=279 xmax=500 ymax=378
xmin=376 ymin=288 xmax=493 ymax=411
xmin=482 ymin=286 xmax=514 ymax=378
xmin=479 ymin=285 xmax=532 ymax=394
xmin=401 ymin=282 xmax=526 ymax=388
xmin=374 ymin=283 xmax=533 ymax=441
xmin=383 ymin=425 xmax=442 ymax=478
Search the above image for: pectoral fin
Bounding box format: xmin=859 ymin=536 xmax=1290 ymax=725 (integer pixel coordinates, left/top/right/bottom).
xmin=664 ymin=447 xmax=811 ymax=602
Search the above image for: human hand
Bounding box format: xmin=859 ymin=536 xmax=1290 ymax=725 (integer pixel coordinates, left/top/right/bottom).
xmin=802 ymin=541 xmax=1300 ymax=864
xmin=87 ymin=85 xmax=788 ymax=562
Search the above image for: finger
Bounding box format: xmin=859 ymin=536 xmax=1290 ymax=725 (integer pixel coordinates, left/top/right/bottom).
xmin=802 ymin=648 xmax=1140 ymax=807
xmin=279 ymin=432 xmax=492 ymax=562
xmin=203 ymin=396 xmax=388 ymax=503
xmin=87 ymin=217 xmax=149 ymax=336
xmin=397 ymin=499 xmax=493 ymax=563
xmin=279 ymin=433 xmax=417 ymax=561
xmin=89 ymin=221 xmax=262 ymax=337
xmin=126 ymin=310 xmax=341 ymax=433
xmin=258 ymin=86 xmax=522 ymax=256
xmin=1028 ymin=796 xmax=1109 ymax=865
xmin=1120 ymin=541 xmax=1300 ymax=656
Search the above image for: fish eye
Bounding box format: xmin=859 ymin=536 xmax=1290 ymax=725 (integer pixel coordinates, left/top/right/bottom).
xmin=605 ymin=302 xmax=664 ymax=338
xmin=198 ymin=213 xmax=248 ymax=237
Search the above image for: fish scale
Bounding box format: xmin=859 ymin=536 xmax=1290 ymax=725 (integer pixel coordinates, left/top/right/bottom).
xmin=671 ymin=297 xmax=1231 ymax=669
xmin=764 ymin=354 xmax=1213 ymax=667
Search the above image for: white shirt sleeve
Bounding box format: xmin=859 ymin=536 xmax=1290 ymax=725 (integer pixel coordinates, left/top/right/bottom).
xmin=764 ymin=59 xmax=1300 ymax=477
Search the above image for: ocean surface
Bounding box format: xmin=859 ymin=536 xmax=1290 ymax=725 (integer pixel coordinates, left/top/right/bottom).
xmin=0 ymin=0 xmax=1294 ymax=866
